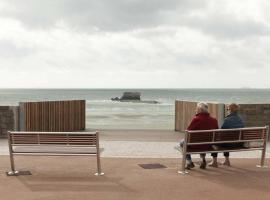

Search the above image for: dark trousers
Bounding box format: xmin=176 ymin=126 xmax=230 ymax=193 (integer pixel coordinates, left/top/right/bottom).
xmin=211 ymin=152 xmax=229 ymax=157
xmin=180 ymin=139 xmax=206 ymax=161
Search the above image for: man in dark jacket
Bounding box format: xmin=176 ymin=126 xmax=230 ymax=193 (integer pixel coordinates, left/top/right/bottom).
xmin=179 ymin=102 xmax=219 ymax=169
xmin=209 ymin=103 xmax=244 ymax=167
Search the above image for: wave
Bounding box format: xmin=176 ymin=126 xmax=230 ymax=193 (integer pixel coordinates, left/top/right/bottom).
xmin=86 ymin=113 xmax=174 ymax=119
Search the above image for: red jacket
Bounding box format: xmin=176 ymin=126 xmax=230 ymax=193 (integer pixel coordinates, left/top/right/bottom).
xmin=187 ymin=112 xmax=218 ymax=131
xmin=187 ymin=112 xmax=218 ymax=150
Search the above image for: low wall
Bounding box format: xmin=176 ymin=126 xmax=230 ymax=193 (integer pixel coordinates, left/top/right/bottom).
xmin=238 ymin=103 xmax=270 ymax=129
xmin=0 ymin=106 xmax=19 ymax=137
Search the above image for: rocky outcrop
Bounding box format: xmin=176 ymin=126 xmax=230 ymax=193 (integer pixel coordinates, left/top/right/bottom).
xmin=111 ymin=92 xmax=158 ymax=104
xmin=111 ymin=92 xmax=141 ymax=101
xmin=121 ymin=92 xmax=141 ymax=100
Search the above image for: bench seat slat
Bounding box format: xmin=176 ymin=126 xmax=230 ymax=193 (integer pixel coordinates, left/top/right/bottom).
xmin=10 ymin=132 xmax=98 ymax=146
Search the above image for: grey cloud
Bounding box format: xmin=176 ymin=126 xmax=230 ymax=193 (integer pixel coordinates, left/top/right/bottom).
xmin=3 ymin=0 xmax=269 ymax=40
xmin=1 ymin=0 xmax=207 ymax=31
xmin=0 ymin=40 xmax=36 ymax=58
xmin=181 ymin=13 xmax=270 ymax=39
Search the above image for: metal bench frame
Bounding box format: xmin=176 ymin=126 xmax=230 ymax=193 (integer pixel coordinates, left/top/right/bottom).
xmin=178 ymin=126 xmax=269 ymax=174
xmin=7 ymin=131 xmax=104 ymax=176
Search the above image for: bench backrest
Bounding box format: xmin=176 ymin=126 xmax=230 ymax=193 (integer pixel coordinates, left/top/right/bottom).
xmin=8 ymin=131 xmax=98 ymax=146
xmin=186 ymin=127 xmax=268 ymax=144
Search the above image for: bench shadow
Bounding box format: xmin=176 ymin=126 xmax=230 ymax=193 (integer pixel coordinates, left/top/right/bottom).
xmin=188 ymin=160 xmax=270 ymax=192
xmin=17 ymin=174 xmax=134 ymax=193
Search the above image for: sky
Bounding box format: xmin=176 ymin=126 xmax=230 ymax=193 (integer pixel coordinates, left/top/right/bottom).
xmin=0 ymin=0 xmax=270 ymax=88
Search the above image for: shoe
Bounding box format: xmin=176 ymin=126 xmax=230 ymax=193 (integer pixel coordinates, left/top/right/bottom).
xmin=185 ymin=162 xmax=195 ymax=170
xmin=200 ymin=160 xmax=207 ymax=169
xmin=223 ymin=160 xmax=231 ymax=166
xmin=208 ymin=161 xmax=218 ymax=168
xmin=209 ymin=157 xmax=218 ymax=167
xmin=174 ymin=145 xmax=181 ymax=152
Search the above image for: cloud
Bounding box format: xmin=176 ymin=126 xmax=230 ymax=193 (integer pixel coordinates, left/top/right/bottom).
xmin=0 ymin=0 xmax=207 ymax=31
xmin=0 ymin=0 xmax=270 ymax=88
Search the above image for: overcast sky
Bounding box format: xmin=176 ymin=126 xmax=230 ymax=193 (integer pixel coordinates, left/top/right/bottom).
xmin=0 ymin=0 xmax=269 ymax=88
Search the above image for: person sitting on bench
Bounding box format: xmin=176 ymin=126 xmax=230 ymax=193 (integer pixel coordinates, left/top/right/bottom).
xmin=209 ymin=103 xmax=245 ymax=167
xmin=179 ymin=102 xmax=218 ymax=169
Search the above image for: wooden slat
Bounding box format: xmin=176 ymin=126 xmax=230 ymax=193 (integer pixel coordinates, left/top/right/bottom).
xmin=189 ymin=132 xmax=213 ymax=143
xmin=242 ymin=129 xmax=265 ymax=140
xmin=215 ymin=131 xmax=240 ymax=141
xmin=175 ymin=100 xmax=223 ymax=131
xmin=187 ymin=128 xmax=266 ymax=144
xmin=10 ymin=132 xmax=97 ymax=146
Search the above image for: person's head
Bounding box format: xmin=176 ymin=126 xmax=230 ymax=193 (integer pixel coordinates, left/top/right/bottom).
xmin=196 ymin=102 xmax=208 ymax=114
xmin=227 ymin=103 xmax=239 ymax=113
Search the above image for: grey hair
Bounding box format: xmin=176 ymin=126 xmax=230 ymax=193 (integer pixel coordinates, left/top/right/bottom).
xmin=197 ymin=102 xmax=208 ymax=113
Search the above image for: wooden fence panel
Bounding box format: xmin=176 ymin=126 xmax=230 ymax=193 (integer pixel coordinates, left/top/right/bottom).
xmin=175 ymin=100 xmax=224 ymax=131
xmin=20 ymin=100 xmax=85 ymax=132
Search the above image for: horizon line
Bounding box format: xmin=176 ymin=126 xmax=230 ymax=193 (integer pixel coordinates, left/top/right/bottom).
xmin=0 ymin=87 xmax=269 ymax=90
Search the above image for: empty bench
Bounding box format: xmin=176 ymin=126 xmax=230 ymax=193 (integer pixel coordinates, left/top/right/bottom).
xmin=179 ymin=126 xmax=269 ymax=174
xmin=7 ymin=131 xmax=104 ymax=176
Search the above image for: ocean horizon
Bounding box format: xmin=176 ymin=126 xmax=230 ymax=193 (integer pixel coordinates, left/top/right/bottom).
xmin=1 ymin=88 xmax=270 ymax=130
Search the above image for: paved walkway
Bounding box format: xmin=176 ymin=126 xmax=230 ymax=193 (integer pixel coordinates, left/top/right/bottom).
xmin=1 ymin=157 xmax=270 ymax=200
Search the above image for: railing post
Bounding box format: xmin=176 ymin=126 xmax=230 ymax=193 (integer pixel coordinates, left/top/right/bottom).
xmin=257 ymin=126 xmax=269 ymax=168
xmin=94 ymin=132 xmax=104 ymax=176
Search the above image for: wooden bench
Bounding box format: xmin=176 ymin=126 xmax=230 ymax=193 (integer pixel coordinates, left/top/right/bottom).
xmin=179 ymin=126 xmax=269 ymax=174
xmin=6 ymin=131 xmax=104 ymax=176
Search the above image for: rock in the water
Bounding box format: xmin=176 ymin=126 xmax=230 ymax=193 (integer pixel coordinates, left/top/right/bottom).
xmin=120 ymin=92 xmax=141 ymax=100
xmin=111 ymin=97 xmax=120 ymax=101
xmin=111 ymin=92 xmax=158 ymax=103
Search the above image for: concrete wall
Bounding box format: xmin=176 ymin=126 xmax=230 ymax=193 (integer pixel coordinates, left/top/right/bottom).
xmin=238 ymin=104 xmax=270 ymax=140
xmin=0 ymin=106 xmax=19 ymax=138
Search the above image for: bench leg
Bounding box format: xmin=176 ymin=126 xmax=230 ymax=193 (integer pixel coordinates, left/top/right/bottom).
xmin=6 ymin=134 xmax=19 ymax=176
xmin=257 ymin=145 xmax=268 ymax=168
xmin=94 ymin=149 xmax=104 ymax=176
xmin=177 ymin=142 xmax=188 ymax=175
xmin=7 ymin=153 xmax=19 ymax=176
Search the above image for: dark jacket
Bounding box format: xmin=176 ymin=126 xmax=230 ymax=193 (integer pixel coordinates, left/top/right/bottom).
xmin=187 ymin=112 xmax=219 ymax=131
xmin=219 ymin=112 xmax=245 ymax=148
xmin=221 ymin=112 xmax=244 ymax=129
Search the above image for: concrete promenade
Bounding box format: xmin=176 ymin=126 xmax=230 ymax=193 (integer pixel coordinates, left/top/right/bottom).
xmin=1 ymin=130 xmax=270 ymax=200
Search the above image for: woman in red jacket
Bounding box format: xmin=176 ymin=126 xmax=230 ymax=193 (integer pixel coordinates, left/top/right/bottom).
xmin=179 ymin=102 xmax=218 ymax=169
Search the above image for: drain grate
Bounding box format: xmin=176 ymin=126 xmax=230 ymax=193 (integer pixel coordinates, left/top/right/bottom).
xmin=138 ymin=163 xmax=167 ymax=169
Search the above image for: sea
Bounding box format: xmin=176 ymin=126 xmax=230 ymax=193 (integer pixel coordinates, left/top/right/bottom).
xmin=0 ymin=88 xmax=270 ymax=130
